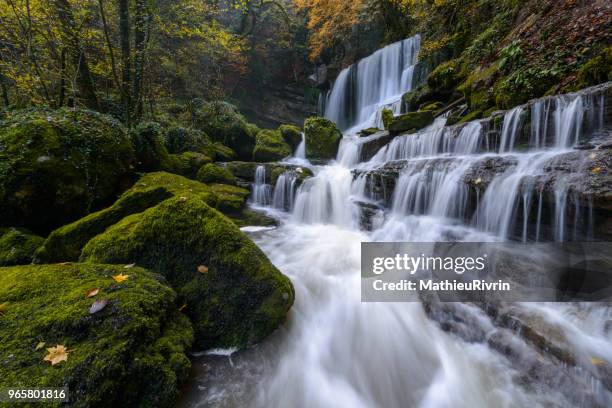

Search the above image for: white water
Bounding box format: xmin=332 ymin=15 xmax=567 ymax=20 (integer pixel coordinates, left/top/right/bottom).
xmin=181 ymin=44 xmax=611 ymax=408
xmin=325 ymin=36 xmax=421 ymax=134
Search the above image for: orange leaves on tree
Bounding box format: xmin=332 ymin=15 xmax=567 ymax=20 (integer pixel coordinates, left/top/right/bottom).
xmin=43 ymin=345 xmax=69 ymax=366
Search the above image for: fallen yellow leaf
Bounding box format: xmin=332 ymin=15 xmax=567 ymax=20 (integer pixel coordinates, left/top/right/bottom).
xmin=591 ymin=166 xmax=602 ymax=174
xmin=197 ymin=265 xmax=208 ymax=274
xmin=35 ymin=341 xmax=46 ymax=351
xmin=44 ymin=345 xmax=69 ymax=366
xmin=591 ymin=357 xmax=605 ymax=366
xmin=86 ymin=288 xmax=99 ymax=298
xmin=178 ymin=303 xmax=187 ymax=312
xmin=112 ymin=274 xmax=129 ymax=283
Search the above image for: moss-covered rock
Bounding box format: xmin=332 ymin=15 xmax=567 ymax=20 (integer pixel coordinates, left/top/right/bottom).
xmin=0 ymin=108 xmax=135 ymax=234
xmin=358 ymin=127 xmax=381 ymax=137
xmin=388 ymin=111 xmax=435 ymax=135
xmin=0 ymin=263 xmax=193 ymax=407
xmin=36 ymin=172 xmax=216 ymax=263
xmin=229 ymin=209 xmax=277 ymax=228
xmin=210 ymin=184 xmax=250 ymax=214
xmin=169 ymin=151 xmax=212 ymax=179
xmin=381 ymin=109 xmax=394 ymax=130
xmin=303 ymin=117 xmax=342 ymax=160
xmin=278 ymin=124 xmax=303 ymax=151
xmin=164 ymin=126 xmax=211 ymax=155
xmin=197 ymin=163 xmax=236 ymax=185
xmin=0 ymin=228 xmax=43 ymax=266
xmin=225 ymin=162 xmax=313 ymax=185
xmin=575 ymin=47 xmax=612 ymax=90
xmin=421 ymin=101 xmax=445 ymax=112
xmin=80 ymin=196 xmax=294 ymax=349
xmin=130 ymin=122 xmax=175 ymax=172
xmin=253 ymin=130 xmax=292 ymax=161
xmin=189 ymin=101 xmax=255 ymax=161
xmin=427 ymin=59 xmax=462 ymax=92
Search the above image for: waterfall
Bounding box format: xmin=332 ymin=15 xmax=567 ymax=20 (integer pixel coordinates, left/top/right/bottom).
xmin=295 ymin=133 xmax=306 ymax=159
xmin=251 ymin=165 xmax=272 ymax=206
xmin=325 ymin=35 xmax=421 ymax=133
xmin=272 ymin=172 xmax=298 ymax=211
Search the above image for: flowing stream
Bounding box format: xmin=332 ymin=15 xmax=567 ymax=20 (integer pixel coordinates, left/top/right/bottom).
xmin=180 ymin=37 xmax=612 ymax=408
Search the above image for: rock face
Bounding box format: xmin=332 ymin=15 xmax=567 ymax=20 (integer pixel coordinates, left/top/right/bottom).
xmin=304 ymin=117 xmax=343 ymax=160
xmin=253 ymin=130 xmax=292 ymax=161
xmin=0 ymin=263 xmax=193 ymax=407
xmin=0 ymin=228 xmax=43 ymax=266
xmin=0 ymin=108 xmax=135 ymax=234
xmin=188 ymin=101 xmax=256 ymax=161
xmin=387 ymin=111 xmax=434 ymax=135
xmin=80 ymin=195 xmax=294 ymax=349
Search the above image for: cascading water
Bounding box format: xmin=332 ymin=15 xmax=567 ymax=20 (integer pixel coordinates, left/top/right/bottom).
xmin=180 ymin=37 xmax=612 ymax=407
xmin=325 ymin=35 xmax=421 ymax=133
xmin=272 ymin=172 xmax=297 ymax=211
xmin=251 ymin=165 xmax=272 ymax=206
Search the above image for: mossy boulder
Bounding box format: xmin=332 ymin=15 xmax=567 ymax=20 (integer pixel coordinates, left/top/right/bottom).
xmin=189 ymin=101 xmax=255 ymax=161
xmin=36 ymin=172 xmax=217 ymax=263
xmin=0 ymin=108 xmax=135 ymax=234
xmin=388 ymin=111 xmax=435 ymax=135
xmin=381 ymin=109 xmax=394 ymax=130
xmin=169 ymin=151 xmax=212 ymax=179
xmin=421 ymin=101 xmax=445 ymax=112
xmin=575 ymin=47 xmax=612 ymax=90
xmin=0 ymin=228 xmax=43 ymax=266
xmin=303 ymin=117 xmax=342 ymax=160
xmin=358 ymin=127 xmax=381 ymax=137
xmin=80 ymin=195 xmax=294 ymax=349
xmin=427 ymin=59 xmax=462 ymax=92
xmin=210 ymin=184 xmax=250 ymax=214
xmin=164 ymin=126 xmax=211 ymax=155
xmin=278 ymin=124 xmax=303 ymax=151
xmin=130 ymin=122 xmax=175 ymax=172
xmin=253 ymin=130 xmax=292 ymax=161
xmin=197 ymin=164 xmax=236 ymax=185
xmin=0 ymin=263 xmax=193 ymax=407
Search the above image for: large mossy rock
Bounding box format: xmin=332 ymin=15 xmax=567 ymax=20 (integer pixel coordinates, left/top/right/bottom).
xmin=253 ymin=130 xmax=292 ymax=161
xmin=197 ymin=163 xmax=236 ymax=185
xmin=164 ymin=126 xmax=211 ymax=155
xmin=0 ymin=108 xmax=135 ymax=234
xmin=130 ymin=122 xmax=175 ymax=172
xmin=388 ymin=111 xmax=435 ymax=135
xmin=209 ymin=184 xmax=250 ymax=214
xmin=35 ymin=172 xmax=217 ymax=263
xmin=0 ymin=263 xmax=193 ymax=407
xmin=303 ymin=117 xmax=342 ymax=160
xmin=0 ymin=228 xmax=43 ymax=266
xmin=80 ymin=195 xmax=294 ymax=349
xmin=278 ymin=124 xmax=302 ymax=151
xmin=189 ymin=101 xmax=255 ymax=161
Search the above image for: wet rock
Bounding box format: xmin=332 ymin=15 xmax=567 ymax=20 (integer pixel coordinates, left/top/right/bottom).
xmin=388 ymin=111 xmax=434 ymax=135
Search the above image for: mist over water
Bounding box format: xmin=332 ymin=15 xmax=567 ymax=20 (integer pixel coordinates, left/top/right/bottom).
xmin=181 ymin=37 xmax=612 ymax=408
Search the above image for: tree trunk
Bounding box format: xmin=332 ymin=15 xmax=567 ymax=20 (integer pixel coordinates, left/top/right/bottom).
xmin=118 ymin=0 xmax=131 ymax=125
xmin=132 ymin=0 xmax=149 ymax=119
xmin=52 ymin=0 xmax=98 ymax=110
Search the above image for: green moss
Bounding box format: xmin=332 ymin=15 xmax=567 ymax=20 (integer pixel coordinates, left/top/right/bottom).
xmin=208 ymin=143 xmax=237 ymax=162
xmin=458 ymin=110 xmax=483 ymax=124
xmin=253 ymin=130 xmax=292 ymax=162
xmin=187 ymin=101 xmax=255 ymax=161
xmin=36 ymin=172 xmax=216 ymax=263
xmin=575 ymin=47 xmax=612 ymax=90
xmin=197 ymin=163 xmax=236 ymax=185
xmin=130 ymin=122 xmax=175 ymax=173
xmin=278 ymin=124 xmax=302 ymax=151
xmin=421 ymin=102 xmax=445 ymax=112
xmin=0 ymin=228 xmax=43 ymax=266
xmin=210 ymin=184 xmax=250 ymax=214
xmin=229 ymin=209 xmax=277 ymax=228
xmin=0 ymin=263 xmax=193 ymax=407
xmin=80 ymin=196 xmax=294 ymax=349
xmin=303 ymin=117 xmax=342 ymax=160
xmin=225 ymin=162 xmax=313 ymax=185
xmin=381 ymin=109 xmax=394 ymax=130
xmin=357 ymin=127 xmax=380 ymax=137
xmin=427 ymin=59 xmax=462 ymax=92
xmin=0 ymin=108 xmax=135 ymax=234
xmin=457 ymin=63 xmax=499 ymax=111
xmin=388 ymin=111 xmax=434 ymax=135
xmin=169 ymin=151 xmax=212 ymax=179
xmin=164 ymin=126 xmax=211 ymax=155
